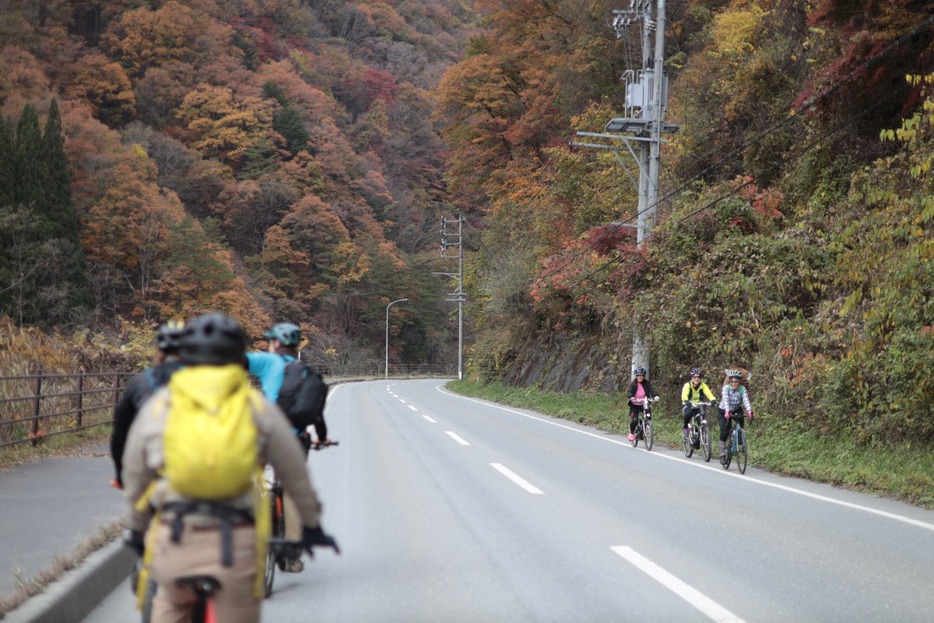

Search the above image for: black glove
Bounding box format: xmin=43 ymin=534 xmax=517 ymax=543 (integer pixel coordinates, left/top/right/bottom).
xmin=682 ymin=400 xmax=690 ymax=408
xmin=124 ymin=529 xmax=145 ymax=557
xmin=302 ymin=525 xmax=340 ymax=556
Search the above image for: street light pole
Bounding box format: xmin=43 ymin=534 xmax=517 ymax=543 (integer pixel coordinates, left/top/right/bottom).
xmin=385 ymin=298 xmax=408 ymax=378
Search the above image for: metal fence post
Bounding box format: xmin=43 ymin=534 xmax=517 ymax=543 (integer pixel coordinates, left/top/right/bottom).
xmin=76 ymin=372 xmax=84 ymax=428
xmin=32 ymin=367 xmax=42 ymax=446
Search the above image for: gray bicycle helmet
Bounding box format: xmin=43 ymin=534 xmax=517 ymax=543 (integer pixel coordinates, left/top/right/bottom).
xmin=156 ymin=320 xmax=185 ymax=353
xmin=634 ymin=367 xmax=647 ymax=377
xmin=263 ymin=322 xmax=302 ymax=347
xmin=690 ymin=367 xmax=703 ymax=377
xmin=179 ymin=312 xmax=246 ymax=365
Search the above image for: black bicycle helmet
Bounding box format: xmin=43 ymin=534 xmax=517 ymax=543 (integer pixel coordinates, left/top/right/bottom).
xmin=156 ymin=320 xmax=185 ymax=353
xmin=179 ymin=312 xmax=246 ymax=365
xmin=690 ymin=367 xmax=704 ymax=377
xmin=634 ymin=367 xmax=647 ymax=377
xmin=263 ymin=322 xmax=302 ymax=347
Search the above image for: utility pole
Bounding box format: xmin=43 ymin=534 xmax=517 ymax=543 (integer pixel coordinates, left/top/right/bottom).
xmin=440 ymin=215 xmax=465 ymax=379
xmin=571 ymin=0 xmax=676 ymax=379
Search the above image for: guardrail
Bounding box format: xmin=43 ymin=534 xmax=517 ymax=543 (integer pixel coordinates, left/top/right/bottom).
xmin=0 ymin=363 xmax=457 ymax=450
xmin=0 ymin=370 xmax=134 ymax=449
xmin=318 ymin=363 xmax=458 ymax=378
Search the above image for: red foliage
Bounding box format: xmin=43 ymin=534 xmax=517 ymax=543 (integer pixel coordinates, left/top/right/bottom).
xmin=584 ymin=225 xmax=635 ymax=256
xmin=253 ymin=17 xmax=279 ymax=63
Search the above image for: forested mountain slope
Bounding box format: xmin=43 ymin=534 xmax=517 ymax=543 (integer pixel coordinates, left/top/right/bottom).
xmin=0 ymin=0 xmax=473 ymax=369
xmin=434 ymin=0 xmax=934 ymax=447
xmin=0 ymin=0 xmax=931 ymax=449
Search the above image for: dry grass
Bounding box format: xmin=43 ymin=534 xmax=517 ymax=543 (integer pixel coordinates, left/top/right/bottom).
xmin=0 ymin=429 xmax=112 ymax=473
xmin=0 ymin=519 xmax=126 ymax=615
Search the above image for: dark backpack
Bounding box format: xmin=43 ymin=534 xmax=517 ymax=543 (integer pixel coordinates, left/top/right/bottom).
xmin=277 ymin=360 xmax=329 ymax=429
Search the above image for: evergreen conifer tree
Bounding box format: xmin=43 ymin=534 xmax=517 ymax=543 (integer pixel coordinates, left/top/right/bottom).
xmin=0 ymin=101 xmax=91 ymax=327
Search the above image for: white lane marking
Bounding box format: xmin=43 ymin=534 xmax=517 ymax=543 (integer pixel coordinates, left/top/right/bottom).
xmin=408 ymin=405 xmax=418 ymax=412
xmin=423 ymin=415 xmax=437 ymax=423
xmin=612 ymin=546 xmax=746 ymax=623
xmin=436 ymin=385 xmax=934 ymax=533
xmin=399 ymin=399 xmax=407 ymax=404
xmin=490 ymin=463 xmax=544 ymax=494
xmin=446 ymin=431 xmax=470 ymax=446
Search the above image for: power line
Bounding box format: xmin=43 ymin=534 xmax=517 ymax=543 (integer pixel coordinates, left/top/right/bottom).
xmin=562 ymin=76 xmax=915 ymax=290
xmin=540 ymin=12 xmax=934 ymax=284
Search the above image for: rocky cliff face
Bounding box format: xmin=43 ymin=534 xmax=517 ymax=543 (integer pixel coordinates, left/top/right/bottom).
xmin=500 ymin=332 xmax=626 ymax=394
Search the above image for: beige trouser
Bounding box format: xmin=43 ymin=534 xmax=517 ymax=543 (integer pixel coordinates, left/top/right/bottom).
xmin=150 ymin=521 xmax=259 ymax=623
xmin=283 ymin=492 xmax=302 ymax=540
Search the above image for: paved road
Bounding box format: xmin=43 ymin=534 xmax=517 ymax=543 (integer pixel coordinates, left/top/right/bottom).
xmin=0 ymin=448 xmax=125 ymax=600
xmin=83 ymin=379 xmax=934 ymax=622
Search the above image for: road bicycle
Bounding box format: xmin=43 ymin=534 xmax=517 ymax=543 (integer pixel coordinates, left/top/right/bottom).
xmin=721 ymin=412 xmax=749 ymax=474
xmin=184 ymin=538 xmax=304 ymax=623
xmin=630 ymin=396 xmax=658 ymax=450
xmin=681 ymin=401 xmax=712 ymax=462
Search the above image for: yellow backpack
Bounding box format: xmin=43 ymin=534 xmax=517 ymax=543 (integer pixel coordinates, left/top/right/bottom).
xmin=162 ymin=365 xmax=259 ymax=499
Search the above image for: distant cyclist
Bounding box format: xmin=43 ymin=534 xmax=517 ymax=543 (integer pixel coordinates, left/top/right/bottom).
xmin=718 ymin=369 xmax=755 ymax=465
xmin=110 ymin=320 xmax=184 ymax=489
xmin=626 ymin=367 xmax=659 ymax=442
xmin=247 ymin=322 xmax=331 ymax=449
xmin=681 ymin=368 xmax=717 ymax=439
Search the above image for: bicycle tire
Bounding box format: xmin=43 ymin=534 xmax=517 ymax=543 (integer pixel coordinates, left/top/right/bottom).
xmin=630 ymin=421 xmax=639 ymax=447
xmin=722 ymin=425 xmax=733 ymax=470
xmin=736 ymin=427 xmax=748 ymax=474
xmin=682 ymin=425 xmax=694 ymax=457
xmin=700 ymin=425 xmax=711 ymax=462
xmin=140 ymin=577 xmax=156 ymax=623
xmin=644 ymin=420 xmax=654 ymax=451
xmin=264 ymin=489 xmax=284 ymax=598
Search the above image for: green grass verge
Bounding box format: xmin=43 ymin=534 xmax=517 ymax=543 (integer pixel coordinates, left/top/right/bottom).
xmin=446 ymin=379 xmax=934 ymax=509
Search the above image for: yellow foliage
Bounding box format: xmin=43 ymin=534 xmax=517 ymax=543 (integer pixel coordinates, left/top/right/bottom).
xmin=710 ymin=4 xmax=769 ymax=60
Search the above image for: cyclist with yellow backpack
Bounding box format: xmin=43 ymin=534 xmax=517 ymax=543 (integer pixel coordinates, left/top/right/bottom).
xmin=122 ymin=312 xmax=339 ymax=623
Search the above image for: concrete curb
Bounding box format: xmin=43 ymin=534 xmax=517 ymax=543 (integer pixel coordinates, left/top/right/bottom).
xmin=2 ymin=541 xmax=134 ymax=623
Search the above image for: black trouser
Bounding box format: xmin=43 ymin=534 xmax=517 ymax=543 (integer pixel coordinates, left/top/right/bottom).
xmin=718 ymin=408 xmax=746 ymax=442
xmin=682 ymin=404 xmax=704 ymax=428
xmin=628 ymin=405 xmax=644 ymax=433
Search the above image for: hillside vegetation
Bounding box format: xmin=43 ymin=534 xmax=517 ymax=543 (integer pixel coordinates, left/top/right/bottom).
xmin=0 ymin=0 xmax=474 ymax=371
xmin=435 ymin=0 xmax=934 ymax=452
xmin=0 ymin=1 xmax=931 ymax=463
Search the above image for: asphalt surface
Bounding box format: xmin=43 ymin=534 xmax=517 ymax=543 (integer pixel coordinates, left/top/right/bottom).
xmin=0 ymin=446 xmax=133 ymax=622
xmin=0 ymin=378 xmax=364 ymax=622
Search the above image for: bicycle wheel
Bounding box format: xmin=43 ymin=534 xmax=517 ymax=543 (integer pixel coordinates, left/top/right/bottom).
xmin=722 ymin=428 xmax=733 ymax=469
xmin=682 ymin=424 xmax=694 ymax=458
xmin=700 ymin=425 xmax=711 ymax=462
xmin=736 ymin=427 xmax=748 ymax=474
xmin=264 ymin=490 xmax=284 ymax=597
xmin=140 ymin=577 xmax=156 ymax=623
xmin=630 ymin=421 xmax=639 ymax=447
xmin=644 ymin=420 xmax=654 ymax=451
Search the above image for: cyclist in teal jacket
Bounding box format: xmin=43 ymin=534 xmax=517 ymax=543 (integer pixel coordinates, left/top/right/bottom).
xmin=246 ymin=322 xmax=330 ymax=573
